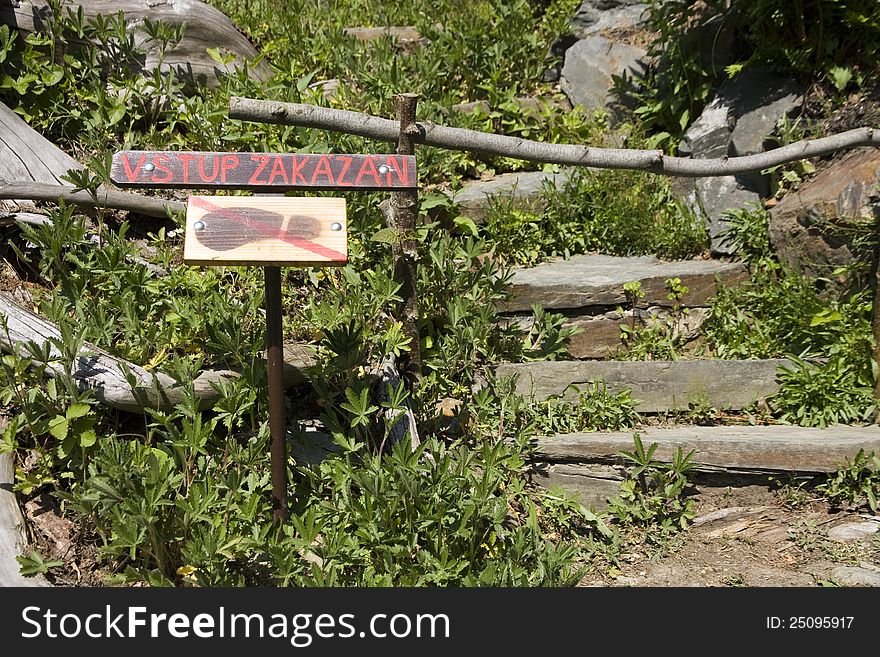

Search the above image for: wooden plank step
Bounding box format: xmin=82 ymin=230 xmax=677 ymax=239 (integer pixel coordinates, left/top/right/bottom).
xmin=502 ymin=254 xmax=748 ymax=312
xmin=535 ymin=425 xmax=880 ymax=473
xmin=494 ymin=359 xmax=790 ymax=412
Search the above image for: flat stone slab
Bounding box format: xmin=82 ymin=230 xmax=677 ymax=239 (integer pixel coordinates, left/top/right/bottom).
xmin=534 ymin=425 xmax=880 ymax=473
xmin=495 ymin=359 xmax=788 ymax=412
xmin=448 ymin=170 xmax=571 ymax=223
xmin=502 ymin=254 xmax=748 ymax=312
xmin=505 ymin=306 xmax=709 ymax=359
xmin=533 ymin=462 xmax=624 ymax=511
xmin=827 ymin=521 xmax=880 ymax=543
xmin=829 ymin=564 xmax=880 ymax=587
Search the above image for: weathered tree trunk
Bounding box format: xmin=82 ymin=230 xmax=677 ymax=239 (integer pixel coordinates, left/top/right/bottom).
xmin=0 ymin=295 xmax=313 ymax=413
xmin=1 ymin=101 xmax=183 ymax=218
xmin=0 ymin=451 xmax=49 ymax=587
xmin=0 ymin=1 xmax=270 ymax=87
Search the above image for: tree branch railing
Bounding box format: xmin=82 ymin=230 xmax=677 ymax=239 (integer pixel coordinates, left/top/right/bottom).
xmin=228 ymin=96 xmax=879 ymax=178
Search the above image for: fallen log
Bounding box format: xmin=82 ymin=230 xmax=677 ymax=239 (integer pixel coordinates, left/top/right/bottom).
xmin=1 ymin=1 xmax=270 ymax=87
xmin=1 ymin=101 xmax=183 ymax=218
xmin=0 ymin=450 xmax=49 ymax=587
xmin=0 ymin=295 xmax=314 ymax=413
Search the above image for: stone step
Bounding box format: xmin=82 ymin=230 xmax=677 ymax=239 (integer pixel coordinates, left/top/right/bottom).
xmin=495 ymin=358 xmax=789 ymax=412
xmin=447 ymin=170 xmax=571 ymax=223
xmin=535 ymin=425 xmax=880 ymax=474
xmin=502 ymin=254 xmax=748 ymax=313
xmin=504 ymin=306 xmax=710 ymax=359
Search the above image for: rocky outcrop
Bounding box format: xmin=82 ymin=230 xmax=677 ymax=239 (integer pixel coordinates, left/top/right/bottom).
xmin=447 ymin=170 xmax=571 ymax=223
xmin=677 ymin=67 xmax=803 ymax=254
xmin=568 ymin=0 xmax=648 ymax=39
xmin=560 ymin=35 xmax=647 ymax=111
xmin=768 ymin=148 xmax=880 ymax=278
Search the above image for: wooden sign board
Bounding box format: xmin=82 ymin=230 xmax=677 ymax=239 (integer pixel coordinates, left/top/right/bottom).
xmin=111 ymin=151 xmax=417 ymax=190
xmin=183 ymin=196 xmax=347 ymax=266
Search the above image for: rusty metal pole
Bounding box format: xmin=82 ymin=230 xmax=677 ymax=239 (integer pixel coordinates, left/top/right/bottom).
xmin=264 ymin=265 xmax=287 ymax=520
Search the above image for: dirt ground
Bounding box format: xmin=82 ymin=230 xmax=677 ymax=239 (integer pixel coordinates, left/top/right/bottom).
xmin=579 ymin=483 xmax=880 ymax=587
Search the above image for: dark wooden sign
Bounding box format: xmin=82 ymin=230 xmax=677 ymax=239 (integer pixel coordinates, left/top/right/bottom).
xmin=183 ymin=195 xmax=347 ymax=266
xmin=111 ymin=151 xmax=417 ymax=190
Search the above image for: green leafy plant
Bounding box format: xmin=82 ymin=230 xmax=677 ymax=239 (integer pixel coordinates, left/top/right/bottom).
xmin=608 ymin=434 xmax=696 ymax=541
xmin=817 ymin=449 xmax=879 ymax=512
xmin=482 ymin=167 xmax=707 ymax=267
xmin=618 ymin=277 xmax=691 ymax=361
xmin=16 ymin=550 xmax=64 ymax=577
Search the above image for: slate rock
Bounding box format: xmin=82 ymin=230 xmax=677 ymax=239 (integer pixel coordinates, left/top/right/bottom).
xmin=502 ymin=254 xmax=748 ymax=313
xmin=679 ymin=97 xmax=733 ymax=159
xmin=827 ymin=521 xmax=880 ymax=543
xmin=717 ymin=67 xmax=803 ymax=157
xmin=560 ymin=36 xmax=647 ymax=110
xmin=830 ymin=565 xmax=880 ymax=587
xmin=448 ymin=170 xmax=571 ymax=223
xmin=569 ymin=0 xmax=648 ymax=39
xmin=769 ymin=148 xmax=880 ymax=278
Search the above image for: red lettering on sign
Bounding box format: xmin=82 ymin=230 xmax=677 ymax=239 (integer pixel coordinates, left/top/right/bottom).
xmin=385 ymin=156 xmax=409 ymax=186
xmin=267 ymin=155 xmax=289 ymax=185
xmin=120 ymin=153 xmax=147 ymax=182
xmin=336 ymin=156 xmax=353 ymax=186
xmin=198 ymin=155 xmax=220 ymax=183
xmin=151 ymin=154 xmax=174 ymax=184
xmin=221 ymin=155 xmax=239 ymax=183
xmin=178 ymin=154 xmax=196 ymax=184
xmin=290 ymin=156 xmax=308 ymax=185
xmin=248 ymin=155 xmax=270 ymax=185
xmin=310 ymin=156 xmax=335 ymax=186
xmin=354 ymin=156 xmax=381 ymax=187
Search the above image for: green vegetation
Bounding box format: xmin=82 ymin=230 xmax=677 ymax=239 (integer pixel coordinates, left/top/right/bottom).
xmin=705 ymin=206 xmax=876 ymax=427
xmin=623 ymin=0 xmax=880 ymax=152
xmin=0 ymin=0 xmax=877 ymax=586
xmin=607 ymin=434 xmax=696 ymax=542
xmin=483 ymin=167 xmax=707 ymax=266
xmin=817 ymin=449 xmax=879 ymax=513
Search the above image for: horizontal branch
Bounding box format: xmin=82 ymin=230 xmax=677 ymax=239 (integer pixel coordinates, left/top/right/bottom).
xmin=0 ymin=181 xmax=184 ymax=218
xmin=229 ymin=97 xmax=880 ymax=177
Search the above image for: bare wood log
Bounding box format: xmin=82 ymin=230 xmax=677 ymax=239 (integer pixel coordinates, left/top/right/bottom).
xmin=1 ymin=101 xmax=182 ymax=218
xmin=229 ymin=97 xmax=880 ymax=178
xmin=0 ymin=295 xmax=313 ymax=413
xmin=0 ymin=181 xmax=184 ymax=218
xmin=1 ymin=1 xmax=270 ymax=87
xmin=0 ymin=100 xmax=82 ymax=187
xmin=0 ymin=450 xmax=49 ymax=587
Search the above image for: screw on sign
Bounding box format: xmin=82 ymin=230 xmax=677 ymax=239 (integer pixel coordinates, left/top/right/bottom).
xmin=111 ymin=150 xmax=417 ymax=521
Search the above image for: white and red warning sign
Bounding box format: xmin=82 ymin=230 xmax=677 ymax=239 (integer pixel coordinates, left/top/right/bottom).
xmin=182 ymin=195 xmax=348 ymax=266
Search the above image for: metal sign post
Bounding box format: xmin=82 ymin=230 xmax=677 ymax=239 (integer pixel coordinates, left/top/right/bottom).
xmin=111 ymin=151 xmax=418 ymax=521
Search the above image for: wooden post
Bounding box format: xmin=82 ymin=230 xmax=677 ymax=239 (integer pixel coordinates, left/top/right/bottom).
xmin=389 ymin=93 xmax=422 ymax=383
xmin=872 ymin=214 xmax=880 ymax=407
xmin=264 ymin=266 xmax=287 ymax=521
